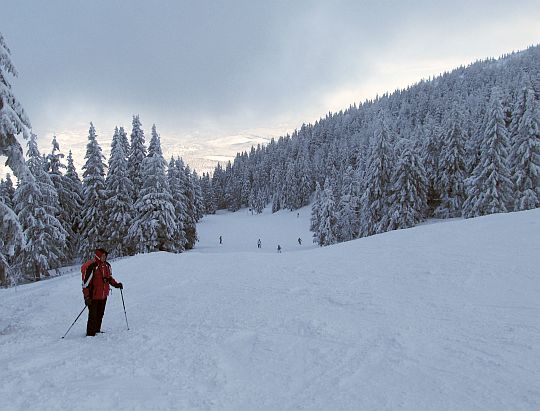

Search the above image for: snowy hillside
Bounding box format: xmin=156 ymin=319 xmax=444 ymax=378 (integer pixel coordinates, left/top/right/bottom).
xmin=1 ymin=208 xmax=539 ymax=410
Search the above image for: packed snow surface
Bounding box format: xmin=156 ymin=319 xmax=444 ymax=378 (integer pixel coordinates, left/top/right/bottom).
xmin=1 ymin=207 xmax=539 ymax=410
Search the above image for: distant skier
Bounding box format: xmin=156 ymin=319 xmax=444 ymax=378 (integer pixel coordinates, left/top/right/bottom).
xmin=81 ymin=248 xmax=123 ymax=337
xmin=277 ymin=244 xmax=282 ymax=253
xmin=298 ymin=237 xmax=302 ymax=245
xmin=257 ymin=238 xmax=262 ymax=249
xmin=219 ymin=235 xmax=222 ymax=244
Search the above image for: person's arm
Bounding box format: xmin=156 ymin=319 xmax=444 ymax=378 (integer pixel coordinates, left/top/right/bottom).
xmin=82 ymin=263 xmax=96 ymax=304
xmin=107 ymin=263 xmax=123 ymax=289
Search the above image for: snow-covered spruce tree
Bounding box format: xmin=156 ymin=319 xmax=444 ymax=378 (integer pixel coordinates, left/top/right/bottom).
xmin=0 ymin=33 xmax=33 ymax=281
xmin=0 ymin=32 xmax=32 ymax=181
xmin=283 ymin=161 xmax=297 ymax=210
xmin=167 ymin=156 xmax=187 ymax=252
xmin=282 ymin=152 xmax=311 ymax=211
xmin=211 ymin=163 xmax=226 ymax=210
xmin=118 ymin=126 xmax=130 ymax=162
xmin=128 ymin=125 xmax=177 ymax=253
xmin=191 ymin=170 xmax=204 ymax=222
xmin=79 ymin=123 xmax=107 ymax=259
xmin=271 ymin=191 xmax=281 ymax=213
xmin=182 ymin=163 xmax=198 ymax=249
xmin=386 ymin=139 xmax=428 ymax=230
xmin=314 ymin=178 xmax=339 ymax=246
xmin=241 ymin=169 xmax=251 ymax=209
xmin=45 ymin=135 xmax=63 ymax=174
xmin=248 ymin=188 xmax=256 ymax=213
xmin=64 ymin=150 xmax=83 ymax=259
xmin=337 ymin=165 xmax=359 ymax=242
xmin=14 ymin=133 xmax=66 ymax=281
xmin=463 ymin=89 xmax=513 ymax=217
xmin=46 ymin=136 xmax=79 ymax=262
xmin=297 ymin=156 xmax=312 ymax=209
xmin=310 ymin=181 xmax=322 ymax=242
xmin=208 ymin=173 xmax=218 ymax=214
xmin=509 ymin=87 xmax=540 ymax=210
xmin=105 ymin=127 xmax=134 ymax=257
xmin=199 ymin=173 xmax=209 ymax=214
xmin=224 ymin=167 xmax=242 ymax=212
xmin=465 ymin=89 xmax=490 ymax=175
xmin=254 ymin=188 xmax=266 ymax=214
xmin=434 ymin=108 xmax=467 ymax=218
xmin=201 ymin=172 xmax=217 ymax=214
xmin=0 ymin=178 xmax=5 ymax=201
xmin=0 ymin=173 xmax=15 ymax=208
xmin=420 ymin=115 xmax=443 ymax=215
xmin=359 ymin=117 xmax=394 ymax=237
xmin=0 ymin=200 xmax=24 ymax=287
xmin=127 ymin=115 xmax=146 ymax=200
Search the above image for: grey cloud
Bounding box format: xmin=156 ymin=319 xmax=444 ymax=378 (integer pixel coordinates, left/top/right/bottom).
xmin=1 ymin=0 xmax=539 ymax=177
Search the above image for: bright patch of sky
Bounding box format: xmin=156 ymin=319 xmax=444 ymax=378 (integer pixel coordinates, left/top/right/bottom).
xmin=1 ymin=0 xmax=539 ymax=177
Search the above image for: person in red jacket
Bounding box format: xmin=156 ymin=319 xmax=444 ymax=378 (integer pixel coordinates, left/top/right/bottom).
xmin=82 ymin=248 xmax=123 ymax=336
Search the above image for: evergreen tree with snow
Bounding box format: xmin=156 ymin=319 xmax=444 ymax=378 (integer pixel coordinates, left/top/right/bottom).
xmin=463 ymin=89 xmax=513 ymax=217
xmin=46 ymin=135 xmax=79 ymax=261
xmin=336 ymin=165 xmax=359 ymax=242
xmin=182 ymin=163 xmax=198 ymax=249
xmin=435 ymin=108 xmax=467 ymax=218
xmin=386 ymin=139 xmax=428 ymax=230
xmin=201 ymin=173 xmax=217 ymax=214
xmin=254 ymin=188 xmax=266 ymax=214
xmin=509 ymin=88 xmax=540 ymax=210
xmin=297 ymin=156 xmax=312 ymax=209
xmin=359 ymin=117 xmax=394 ymax=237
xmin=420 ymin=115 xmax=443 ymax=214
xmin=0 ymin=173 xmax=15 ymax=208
xmin=0 ymin=200 xmax=24 ymax=287
xmin=128 ymin=125 xmax=177 ymax=253
xmin=79 ymin=123 xmax=107 ymax=259
xmin=167 ymin=156 xmax=187 ymax=252
xmin=310 ymin=182 xmax=322 ymax=240
xmin=283 ymin=162 xmax=297 ymax=210
xmin=127 ymin=115 xmax=146 ymax=199
xmin=105 ymin=127 xmax=134 ymax=257
xmin=0 ymin=32 xmax=32 ymax=181
xmin=192 ymin=170 xmax=205 ymax=221
xmin=64 ymin=150 xmax=83 ymax=258
xmin=14 ymin=133 xmax=66 ymax=281
xmin=314 ymin=179 xmax=339 ymax=246
xmin=118 ymin=126 xmax=130 ymax=162
xmin=45 ymin=135 xmax=63 ymax=173
xmin=272 ymin=190 xmax=282 ymax=213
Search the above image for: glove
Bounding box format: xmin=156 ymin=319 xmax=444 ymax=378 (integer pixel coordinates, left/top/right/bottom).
xmin=115 ymin=282 xmax=123 ymax=290
xmin=84 ymin=297 xmax=92 ymax=306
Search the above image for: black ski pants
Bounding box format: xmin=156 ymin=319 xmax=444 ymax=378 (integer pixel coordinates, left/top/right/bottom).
xmin=86 ymin=299 xmax=107 ymax=336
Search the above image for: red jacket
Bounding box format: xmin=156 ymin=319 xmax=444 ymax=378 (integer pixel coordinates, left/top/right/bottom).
xmin=82 ymin=258 xmax=119 ymax=300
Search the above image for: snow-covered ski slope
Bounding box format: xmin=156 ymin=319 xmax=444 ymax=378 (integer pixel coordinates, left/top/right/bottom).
xmin=1 ymin=207 xmax=539 ymax=411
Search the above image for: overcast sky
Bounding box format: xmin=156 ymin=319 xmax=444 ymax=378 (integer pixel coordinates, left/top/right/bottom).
xmin=2 ymin=0 xmax=540 ymax=177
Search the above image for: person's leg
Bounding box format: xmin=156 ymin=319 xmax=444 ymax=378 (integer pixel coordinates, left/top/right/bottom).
xmin=96 ymin=299 xmax=107 ymax=332
xmin=87 ymin=303 xmax=99 ymax=336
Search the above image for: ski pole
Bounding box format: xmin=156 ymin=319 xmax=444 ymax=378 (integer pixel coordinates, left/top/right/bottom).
xmin=61 ymin=306 xmax=87 ymax=339
xmin=120 ymin=288 xmax=130 ymax=330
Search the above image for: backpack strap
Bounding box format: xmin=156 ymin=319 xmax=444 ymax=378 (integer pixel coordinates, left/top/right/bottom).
xmin=82 ymin=262 xmax=97 ymax=288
